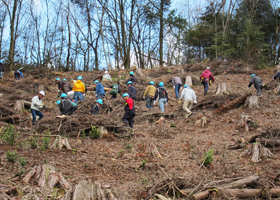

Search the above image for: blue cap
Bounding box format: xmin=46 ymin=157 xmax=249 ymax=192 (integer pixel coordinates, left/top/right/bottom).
xmin=129 ymin=71 xmax=134 ymax=75
xmin=57 ymin=101 xmax=61 ymax=106
xmin=56 ymin=78 xmax=60 ymax=81
xmin=0 ymin=60 xmax=2 ymax=63
xmin=149 ymin=81 xmax=154 ymax=85
xmin=159 ymin=82 xmax=164 ymax=86
xmin=127 ymin=81 xmax=132 ymax=85
xmin=251 ymin=74 xmax=256 ymax=77
xmin=61 ymin=93 xmax=67 ymax=98
xmin=184 ymin=84 xmax=189 ymax=88
xmin=94 ymin=80 xmax=99 ymax=83
xmin=63 ymin=78 xmax=67 ymax=81
xmin=123 ymin=93 xmax=129 ymax=98
xmin=77 ymin=76 xmax=83 ymax=80
xmin=97 ymin=99 xmax=103 ymax=105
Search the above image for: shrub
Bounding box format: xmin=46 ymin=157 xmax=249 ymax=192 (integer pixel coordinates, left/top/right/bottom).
xmin=19 ymin=157 xmax=28 ymax=167
xmin=6 ymin=150 xmax=18 ymax=164
xmin=89 ymin=126 xmax=101 ymax=139
xmin=42 ymin=131 xmax=51 ymax=150
xmin=1 ymin=125 xmax=17 ymax=146
xmin=201 ymin=149 xmax=214 ymax=166
xmin=29 ymin=137 xmax=38 ymax=149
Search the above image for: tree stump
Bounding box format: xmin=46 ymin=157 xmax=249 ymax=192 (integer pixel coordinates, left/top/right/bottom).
xmin=185 ymin=75 xmax=192 ymax=86
xmin=246 ymin=96 xmax=259 ymax=108
xmin=240 ymin=141 xmax=274 ymax=162
xmin=23 ymin=164 xmax=71 ymax=193
xmin=145 ymin=142 xmax=163 ymax=159
xmin=136 ymin=68 xmax=143 ymax=77
xmin=13 ymin=100 xmax=24 ymax=112
xmin=38 ymin=84 xmax=45 ymax=92
xmin=72 ymin=180 xmax=117 ymax=200
xmin=274 ymin=84 xmax=280 ymax=93
xmin=215 ymin=82 xmax=229 ymax=95
xmin=195 ymin=116 xmax=207 ymax=127
xmin=50 ymin=137 xmax=72 ymax=150
xmin=237 ymin=115 xmax=254 ymax=132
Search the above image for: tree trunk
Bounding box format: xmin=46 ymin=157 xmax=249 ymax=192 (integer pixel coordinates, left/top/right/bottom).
xmin=0 ymin=115 xmax=20 ymax=122
xmin=159 ymin=0 xmax=164 ymax=66
xmin=215 ymin=82 xmax=229 ymax=95
xmin=7 ymin=0 xmax=19 ymax=71
xmin=66 ymin=2 xmax=71 ymax=71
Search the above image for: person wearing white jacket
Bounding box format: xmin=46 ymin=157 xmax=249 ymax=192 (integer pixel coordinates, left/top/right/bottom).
xmin=103 ymin=71 xmax=112 ymax=81
xmin=179 ymin=85 xmax=197 ymax=118
xmin=31 ymin=91 xmax=45 ymax=125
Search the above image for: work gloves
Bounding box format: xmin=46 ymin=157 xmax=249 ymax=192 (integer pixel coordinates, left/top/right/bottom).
xmin=173 ymin=86 xmax=175 ymax=88
xmin=247 ymin=87 xmax=250 ymax=89
xmin=83 ymin=94 xmax=85 ymax=97
xmin=179 ymin=101 xmax=181 ymax=104
xmin=143 ymin=96 xmax=145 ymax=99
xmin=95 ymin=94 xmax=97 ymax=96
xmin=194 ymin=100 xmax=197 ymax=104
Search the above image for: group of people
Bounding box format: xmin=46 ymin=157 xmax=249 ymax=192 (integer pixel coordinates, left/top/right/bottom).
xmin=29 ymin=66 xmax=280 ymax=127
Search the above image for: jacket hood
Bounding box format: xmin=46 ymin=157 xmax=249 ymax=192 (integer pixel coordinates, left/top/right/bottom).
xmin=77 ymin=80 xmax=82 ymax=83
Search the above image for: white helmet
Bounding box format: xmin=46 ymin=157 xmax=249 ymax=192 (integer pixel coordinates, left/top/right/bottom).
xmin=39 ymin=91 xmax=45 ymax=96
xmin=206 ymin=67 xmax=210 ymax=70
xmin=105 ymin=71 xmax=108 ymax=74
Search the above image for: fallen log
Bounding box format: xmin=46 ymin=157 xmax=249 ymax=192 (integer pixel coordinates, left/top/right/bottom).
xmin=216 ymin=93 xmax=249 ymax=114
xmin=220 ymin=175 xmax=259 ymax=189
xmin=0 ymin=115 xmax=20 ymax=122
xmin=191 ymin=188 xmax=280 ymax=200
xmin=214 ymin=188 xmax=262 ymax=198
xmin=0 ymin=103 xmax=17 ymax=115
xmin=51 ymin=71 xmax=64 ymax=76
xmin=259 ymin=138 xmax=280 ymax=147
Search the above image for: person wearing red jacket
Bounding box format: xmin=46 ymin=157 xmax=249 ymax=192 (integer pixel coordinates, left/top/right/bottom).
xmin=200 ymin=67 xmax=215 ymax=95
xmin=122 ymin=93 xmax=135 ymax=128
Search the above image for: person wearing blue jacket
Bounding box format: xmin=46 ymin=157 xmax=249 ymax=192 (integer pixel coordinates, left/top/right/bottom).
xmin=127 ymin=81 xmax=137 ymax=100
xmin=94 ymin=80 xmax=105 ymax=99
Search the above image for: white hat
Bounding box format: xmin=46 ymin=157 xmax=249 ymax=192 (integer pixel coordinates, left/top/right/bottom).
xmin=105 ymin=71 xmax=108 ymax=74
xmin=39 ymin=91 xmax=45 ymax=96
xmin=206 ymin=67 xmax=210 ymax=70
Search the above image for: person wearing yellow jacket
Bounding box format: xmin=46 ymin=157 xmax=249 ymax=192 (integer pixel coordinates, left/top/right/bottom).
xmin=73 ymin=76 xmax=85 ymax=103
xmin=143 ymin=81 xmax=156 ymax=109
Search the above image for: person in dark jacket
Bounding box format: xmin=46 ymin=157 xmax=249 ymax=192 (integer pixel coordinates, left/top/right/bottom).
xmin=55 ymin=78 xmax=62 ymax=101
xmin=0 ymin=60 xmax=4 ymax=79
xmin=14 ymin=70 xmax=23 ymax=80
xmin=127 ymin=71 xmax=138 ymax=85
xmin=200 ymin=67 xmax=215 ymax=95
xmin=273 ymin=71 xmax=280 ymax=81
xmin=61 ymin=78 xmax=73 ymax=94
xmin=110 ymin=81 xmax=121 ymax=99
xmin=94 ymin=80 xmax=105 ymax=99
xmin=91 ymin=99 xmax=103 ymax=115
xmin=57 ymin=93 xmax=77 ymax=116
xmin=155 ymin=82 xmax=168 ymax=113
xmin=247 ymin=74 xmax=263 ymax=96
xmin=122 ymin=93 xmax=135 ymax=128
xmin=127 ymin=81 xmax=137 ymax=100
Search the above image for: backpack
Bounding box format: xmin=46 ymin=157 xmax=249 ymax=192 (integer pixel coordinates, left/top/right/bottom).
xmin=110 ymin=84 xmax=118 ymax=95
xmin=60 ymin=99 xmax=72 ymax=114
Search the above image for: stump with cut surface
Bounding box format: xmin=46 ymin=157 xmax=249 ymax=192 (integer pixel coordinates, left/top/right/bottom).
xmin=50 ymin=137 xmax=72 ymax=150
xmin=237 ymin=115 xmax=255 ymax=132
xmin=72 ymin=180 xmax=117 ymax=200
xmin=23 ymin=164 xmax=71 ymax=198
xmin=240 ymin=142 xmax=274 ymax=162
xmin=215 ymin=82 xmax=229 ymax=95
xmin=185 ymin=75 xmax=192 ymax=86
xmin=246 ymin=96 xmax=259 ymax=109
xmin=195 ymin=116 xmax=207 ymax=127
